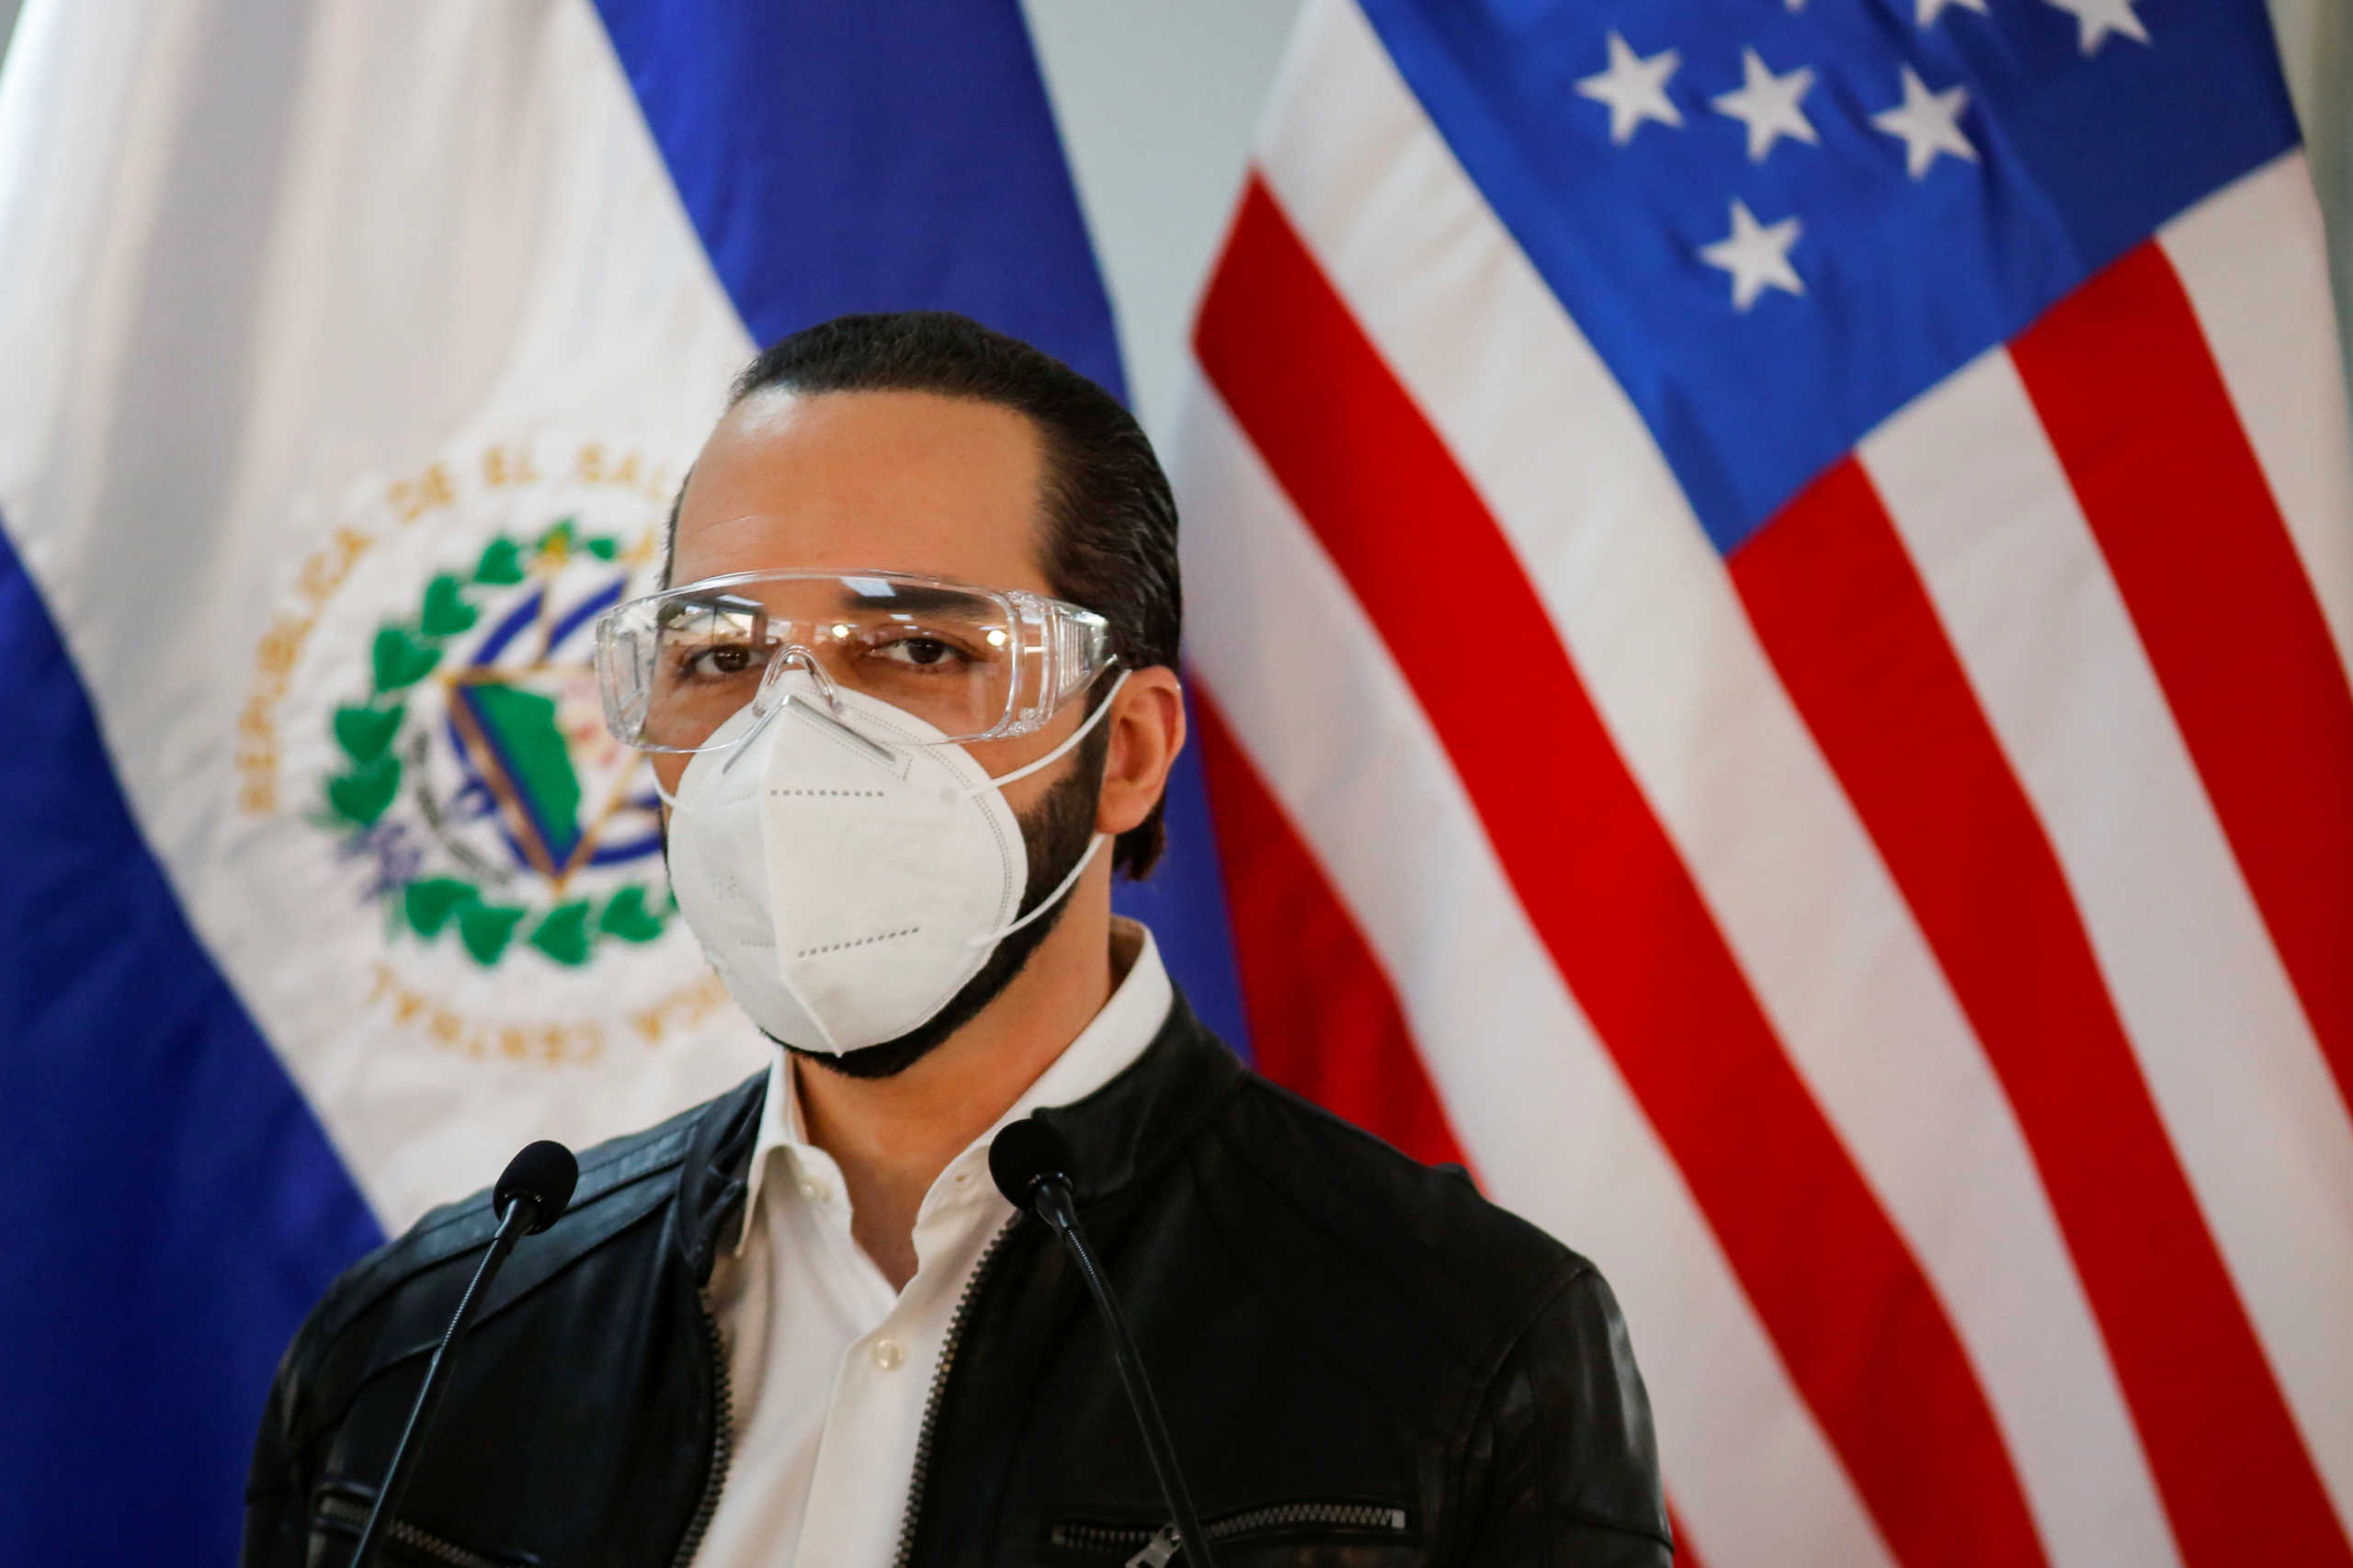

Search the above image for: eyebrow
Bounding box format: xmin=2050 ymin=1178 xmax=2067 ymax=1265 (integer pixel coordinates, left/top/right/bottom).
xmin=657 ymin=592 xmax=767 ymax=630
xmin=840 ymin=583 xmax=990 ymax=615
xmin=656 ymin=579 xmax=995 ymax=622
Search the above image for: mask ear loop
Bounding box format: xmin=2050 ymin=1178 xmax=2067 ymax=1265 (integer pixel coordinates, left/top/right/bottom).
xmin=958 ymin=668 xmax=1131 ymax=949
xmin=965 ymin=833 xmax=1108 ymax=949
xmin=971 ymin=668 xmax=1131 ymax=795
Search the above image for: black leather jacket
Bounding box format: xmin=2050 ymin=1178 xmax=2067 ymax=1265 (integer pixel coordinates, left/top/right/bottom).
xmin=244 ymin=994 xmax=1671 ymax=1567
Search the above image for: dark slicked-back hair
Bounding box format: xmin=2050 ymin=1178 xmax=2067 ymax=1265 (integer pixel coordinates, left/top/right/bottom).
xmin=688 ymin=310 xmax=1183 ymax=879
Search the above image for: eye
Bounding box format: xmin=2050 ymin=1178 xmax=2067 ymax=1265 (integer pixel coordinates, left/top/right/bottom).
xmin=681 ymin=642 xmax=767 ymax=678
xmin=874 ymin=635 xmax=965 ymax=670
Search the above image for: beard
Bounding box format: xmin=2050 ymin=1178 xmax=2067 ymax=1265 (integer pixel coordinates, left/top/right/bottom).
xmin=782 ymin=722 xmax=1108 ymax=1081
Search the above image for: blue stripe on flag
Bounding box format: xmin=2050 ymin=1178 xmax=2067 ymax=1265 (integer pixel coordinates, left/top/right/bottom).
xmin=588 ymin=0 xmax=1126 ymax=398
xmin=0 ymin=518 xmax=382 ymax=1562
xmin=1356 ymin=0 xmax=2300 ymax=553
xmin=590 ymin=0 xmax=1254 ymax=1054
xmin=1104 ymin=687 xmax=1253 ymax=1053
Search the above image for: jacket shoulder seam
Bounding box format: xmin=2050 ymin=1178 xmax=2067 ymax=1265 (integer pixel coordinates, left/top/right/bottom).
xmin=1196 ymin=1085 xmax=1571 ymax=1409
xmin=301 ymin=1119 xmax=698 ymax=1355
xmin=288 ymin=1195 xmax=676 ymax=1459
xmin=1235 ymin=1072 xmax=1438 ymax=1170
xmin=1227 ymin=1074 xmax=1571 ymax=1282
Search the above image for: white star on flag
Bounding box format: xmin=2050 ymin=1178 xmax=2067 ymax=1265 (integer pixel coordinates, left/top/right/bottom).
xmin=1712 ymin=49 xmax=1819 ymax=163
xmin=1699 ymin=199 xmax=1804 ymax=311
xmin=2042 ymin=0 xmax=2150 ymax=53
xmin=1577 ymin=32 xmax=1684 ymax=145
xmin=1872 ymin=67 xmax=1977 ymax=179
xmin=1916 ymin=0 xmax=1990 ymax=27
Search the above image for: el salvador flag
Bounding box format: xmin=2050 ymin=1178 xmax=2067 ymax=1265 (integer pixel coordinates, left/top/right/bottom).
xmin=0 ymin=4 xmax=1245 ymax=1562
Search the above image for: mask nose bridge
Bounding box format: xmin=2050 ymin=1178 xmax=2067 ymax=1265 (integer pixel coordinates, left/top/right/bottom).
xmin=719 ymin=642 xmax=844 ymax=776
xmin=767 ymin=642 xmax=846 ymax=713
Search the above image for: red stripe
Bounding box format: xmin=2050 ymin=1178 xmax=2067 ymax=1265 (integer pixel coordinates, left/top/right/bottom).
xmin=1196 ymin=176 xmax=2049 ymax=1568
xmin=2013 ymin=242 xmax=2353 ymax=1123
xmin=1665 ymin=1502 xmax=1704 ymax=1568
xmin=1733 ymin=457 xmax=2353 ymax=1568
xmin=1191 ymin=689 xmax=1470 ymax=1170
xmin=1197 ymin=688 xmax=1730 ymax=1551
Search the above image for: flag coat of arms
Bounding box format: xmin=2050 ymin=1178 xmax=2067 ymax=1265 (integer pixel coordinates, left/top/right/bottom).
xmin=1178 ymin=2 xmax=2353 ymax=1566
xmin=0 ymin=3 xmax=1246 ymax=1561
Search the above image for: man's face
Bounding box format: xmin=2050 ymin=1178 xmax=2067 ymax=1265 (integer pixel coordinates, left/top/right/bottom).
xmin=656 ymin=386 xmax=1090 ymax=815
xmin=661 ymin=386 xmax=1113 ymax=1076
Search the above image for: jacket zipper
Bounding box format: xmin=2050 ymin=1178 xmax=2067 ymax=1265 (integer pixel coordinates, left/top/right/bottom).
xmin=892 ymin=1219 xmax=1017 ymax=1568
xmin=666 ymin=1290 xmax=736 ymax=1568
xmin=313 ymin=1492 xmax=524 ymax=1568
xmin=1051 ymin=1502 xmax=1413 ymax=1566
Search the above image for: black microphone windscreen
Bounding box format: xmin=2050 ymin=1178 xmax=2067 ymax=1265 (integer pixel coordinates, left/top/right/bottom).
xmin=989 ymin=1117 xmax=1074 ymax=1210
xmin=493 ymin=1140 xmax=579 ymax=1233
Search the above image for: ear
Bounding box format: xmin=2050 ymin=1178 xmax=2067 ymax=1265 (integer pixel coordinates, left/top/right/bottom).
xmin=1095 ymin=666 xmax=1186 ymax=839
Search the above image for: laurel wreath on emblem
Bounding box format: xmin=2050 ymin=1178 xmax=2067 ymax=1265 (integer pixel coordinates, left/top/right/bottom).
xmin=321 ymin=518 xmax=674 ymax=969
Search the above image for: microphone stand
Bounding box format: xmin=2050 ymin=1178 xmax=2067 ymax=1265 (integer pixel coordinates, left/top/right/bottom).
xmin=1028 ymin=1179 xmax=1218 ymax=1568
xmin=347 ymin=1192 xmax=544 ymax=1568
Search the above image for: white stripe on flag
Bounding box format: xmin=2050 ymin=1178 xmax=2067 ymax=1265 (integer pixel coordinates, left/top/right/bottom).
xmin=0 ymin=0 xmax=154 ymax=511
xmin=1251 ymin=6 xmax=2177 ymax=1564
xmin=0 ymin=0 xmax=764 ymax=1227
xmin=1859 ymin=347 xmax=2353 ymax=1532
xmin=2159 ymin=153 xmax=2353 ymax=682
xmin=1175 ymin=371 xmax=1896 ymax=1568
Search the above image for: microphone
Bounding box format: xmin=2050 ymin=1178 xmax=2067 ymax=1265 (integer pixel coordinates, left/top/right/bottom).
xmin=492 ymin=1140 xmax=579 ymax=1235
xmin=990 ymin=1119 xmax=1218 ymax=1568
xmin=347 ymin=1140 xmax=579 ymax=1568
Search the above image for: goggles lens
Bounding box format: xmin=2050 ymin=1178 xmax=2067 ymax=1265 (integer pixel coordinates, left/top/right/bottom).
xmin=595 ymin=571 xmax=1113 ymax=751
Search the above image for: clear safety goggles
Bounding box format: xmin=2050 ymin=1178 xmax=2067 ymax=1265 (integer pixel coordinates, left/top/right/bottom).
xmin=593 ymin=570 xmax=1117 ymax=752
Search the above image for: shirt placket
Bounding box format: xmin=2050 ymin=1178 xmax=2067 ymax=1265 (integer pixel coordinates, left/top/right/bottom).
xmin=787 ymin=1150 xmax=999 ymax=1568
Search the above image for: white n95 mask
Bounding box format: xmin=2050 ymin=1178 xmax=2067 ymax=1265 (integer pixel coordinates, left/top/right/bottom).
xmin=663 ymin=668 xmax=1123 ymax=1053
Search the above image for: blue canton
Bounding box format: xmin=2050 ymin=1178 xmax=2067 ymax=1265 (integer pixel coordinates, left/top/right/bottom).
xmin=1355 ymin=0 xmax=2302 ymax=553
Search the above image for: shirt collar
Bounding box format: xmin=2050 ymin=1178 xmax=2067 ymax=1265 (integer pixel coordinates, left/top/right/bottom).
xmin=733 ymin=917 xmax=1173 ymax=1254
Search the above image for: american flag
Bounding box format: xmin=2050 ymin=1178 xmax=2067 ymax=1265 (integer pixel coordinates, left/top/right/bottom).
xmin=1173 ymin=2 xmax=2353 ymax=1564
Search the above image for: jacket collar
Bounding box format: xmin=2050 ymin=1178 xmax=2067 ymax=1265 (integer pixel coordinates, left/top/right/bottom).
xmin=676 ymin=1070 xmax=767 ymax=1281
xmin=673 ymin=985 xmax=1245 ymax=1278
xmin=1036 ymin=988 xmax=1245 ymax=1208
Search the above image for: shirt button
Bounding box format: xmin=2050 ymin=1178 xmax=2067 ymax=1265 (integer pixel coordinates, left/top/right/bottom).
xmin=798 ymin=1176 xmax=829 ymax=1203
xmin=872 ymin=1338 xmax=904 ymax=1371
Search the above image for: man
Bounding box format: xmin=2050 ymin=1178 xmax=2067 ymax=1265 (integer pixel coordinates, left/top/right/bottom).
xmin=244 ymin=313 xmax=1671 ymax=1567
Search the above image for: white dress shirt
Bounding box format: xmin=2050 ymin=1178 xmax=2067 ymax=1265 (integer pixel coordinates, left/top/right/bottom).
xmin=693 ymin=920 xmax=1173 ymax=1568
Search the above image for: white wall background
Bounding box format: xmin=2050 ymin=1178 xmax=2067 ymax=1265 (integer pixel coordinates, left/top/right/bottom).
xmin=2271 ymin=0 xmax=2353 ymax=410
xmin=1019 ymin=0 xmax=1305 ymax=449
